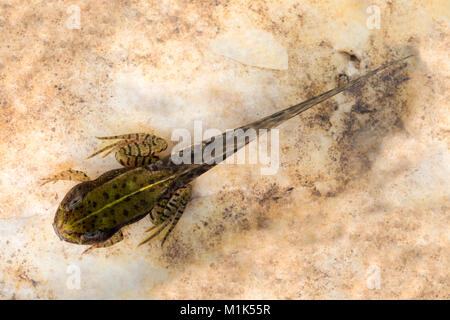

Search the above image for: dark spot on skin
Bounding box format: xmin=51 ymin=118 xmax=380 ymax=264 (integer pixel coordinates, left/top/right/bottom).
xmin=115 ymin=194 xmax=120 ymax=200
xmin=103 ymin=192 xmax=109 ymax=199
xmin=133 ymin=205 xmax=139 ymax=210
xmin=113 ymin=184 xmax=117 ymax=189
xmin=92 ymin=202 xmax=97 ymax=208
xmin=139 ymin=183 xmax=144 ymax=188
xmin=110 ymin=209 xmax=115 ymax=215
xmin=123 ymin=210 xmax=129 ymax=217
xmin=140 ymin=199 xmax=149 ymax=206
xmin=88 ymin=210 xmax=92 ymax=214
xmin=122 ymin=182 xmax=126 ymax=188
xmin=133 ymin=176 xmax=137 ymax=182
xmin=167 ymin=202 xmax=175 ymax=209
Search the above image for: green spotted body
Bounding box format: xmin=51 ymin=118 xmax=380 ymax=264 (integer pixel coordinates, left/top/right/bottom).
xmin=48 ymin=56 xmax=412 ymax=250
xmin=54 ymin=167 xmax=173 ymax=244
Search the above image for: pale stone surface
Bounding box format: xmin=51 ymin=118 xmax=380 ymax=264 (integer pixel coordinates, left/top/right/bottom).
xmin=0 ymin=0 xmax=448 ymax=299
xmin=210 ymin=29 xmax=289 ymax=70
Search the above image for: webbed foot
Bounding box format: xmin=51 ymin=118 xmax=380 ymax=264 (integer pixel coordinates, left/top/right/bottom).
xmin=139 ymin=185 xmax=192 ymax=247
xmin=41 ymin=169 xmax=90 ymax=186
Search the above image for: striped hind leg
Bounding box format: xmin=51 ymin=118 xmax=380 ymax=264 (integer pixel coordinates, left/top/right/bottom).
xmin=114 ymin=148 xmax=160 ymax=168
xmin=87 ymin=133 xmax=168 ymax=168
xmin=139 ymin=185 xmax=192 ymax=247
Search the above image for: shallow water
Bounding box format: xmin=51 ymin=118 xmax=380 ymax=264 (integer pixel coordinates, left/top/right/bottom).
xmin=0 ymin=0 xmax=448 ymax=299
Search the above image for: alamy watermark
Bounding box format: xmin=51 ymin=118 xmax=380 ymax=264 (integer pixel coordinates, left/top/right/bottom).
xmin=366 ymin=265 xmax=381 ymax=290
xmin=170 ymin=121 xmax=280 ymax=175
xmin=366 ymin=5 xmax=381 ymax=30
xmin=66 ymin=5 xmax=81 ymax=30
xmin=66 ymin=264 xmax=81 ymax=290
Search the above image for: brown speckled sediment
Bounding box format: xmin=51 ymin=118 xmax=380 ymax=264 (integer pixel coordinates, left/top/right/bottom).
xmin=0 ymin=0 xmax=448 ymax=299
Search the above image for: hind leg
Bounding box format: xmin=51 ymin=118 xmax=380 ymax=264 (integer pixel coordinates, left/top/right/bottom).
xmin=139 ymin=185 xmax=192 ymax=247
xmin=87 ymin=133 xmax=168 ymax=168
xmin=114 ymin=148 xmax=160 ymax=168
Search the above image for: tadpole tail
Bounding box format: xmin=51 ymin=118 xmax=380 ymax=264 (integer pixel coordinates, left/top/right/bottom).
xmin=153 ymin=55 xmax=414 ymax=185
xmin=237 ymin=54 xmax=413 ymax=133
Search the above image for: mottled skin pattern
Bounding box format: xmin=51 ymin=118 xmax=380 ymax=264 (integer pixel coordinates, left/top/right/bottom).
xmin=47 ymin=56 xmax=412 ymax=252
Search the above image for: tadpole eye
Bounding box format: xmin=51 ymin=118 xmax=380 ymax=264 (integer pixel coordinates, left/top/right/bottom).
xmin=68 ymin=196 xmax=83 ymax=210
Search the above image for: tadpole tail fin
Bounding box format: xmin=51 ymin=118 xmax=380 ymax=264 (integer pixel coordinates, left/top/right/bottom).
xmin=156 ymin=55 xmax=414 ymax=183
xmin=237 ymin=54 xmax=414 ymax=133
